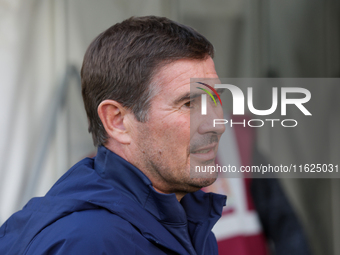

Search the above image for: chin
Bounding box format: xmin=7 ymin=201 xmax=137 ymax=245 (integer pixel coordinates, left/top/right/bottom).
xmin=189 ymin=176 xmax=217 ymax=190
xmin=173 ymin=177 xmax=217 ymax=196
xmin=189 ymin=163 xmax=219 ymax=179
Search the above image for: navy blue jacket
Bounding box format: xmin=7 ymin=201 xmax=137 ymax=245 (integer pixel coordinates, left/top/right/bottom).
xmin=0 ymin=146 xmax=226 ymax=255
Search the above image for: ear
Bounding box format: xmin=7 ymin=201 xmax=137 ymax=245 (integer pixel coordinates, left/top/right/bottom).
xmin=97 ymin=100 xmax=132 ymax=144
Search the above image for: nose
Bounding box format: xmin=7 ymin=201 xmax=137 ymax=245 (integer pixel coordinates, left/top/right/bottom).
xmin=198 ymin=100 xmax=225 ymax=135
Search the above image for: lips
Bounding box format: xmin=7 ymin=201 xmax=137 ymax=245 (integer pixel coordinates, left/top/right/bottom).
xmin=193 ymin=148 xmax=212 ymax=154
xmin=190 ymin=144 xmax=218 ymax=162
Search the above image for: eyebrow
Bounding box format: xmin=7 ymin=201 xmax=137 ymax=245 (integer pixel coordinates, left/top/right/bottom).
xmin=173 ymin=88 xmax=225 ymax=105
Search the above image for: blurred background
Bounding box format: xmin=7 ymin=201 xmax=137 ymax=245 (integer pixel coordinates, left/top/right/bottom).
xmin=0 ymin=0 xmax=339 ymax=254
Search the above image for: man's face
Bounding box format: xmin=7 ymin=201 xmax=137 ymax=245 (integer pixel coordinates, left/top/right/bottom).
xmin=129 ymin=57 xmax=225 ymax=196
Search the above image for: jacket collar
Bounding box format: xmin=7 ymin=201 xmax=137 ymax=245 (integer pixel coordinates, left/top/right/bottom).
xmin=94 ymin=146 xmax=226 ymax=254
xmin=94 ymin=146 xmax=189 ymax=223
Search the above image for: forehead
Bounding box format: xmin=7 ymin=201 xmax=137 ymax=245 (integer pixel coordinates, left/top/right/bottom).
xmin=152 ymin=57 xmax=218 ymax=97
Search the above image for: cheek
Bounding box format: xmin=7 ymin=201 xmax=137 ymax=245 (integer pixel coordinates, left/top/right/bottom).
xmin=190 ymin=117 xmax=201 ymax=139
xmin=163 ymin=117 xmax=190 ymax=147
xmin=176 ymin=117 xmax=190 ymax=141
xmin=189 ymin=108 xmax=207 ymax=138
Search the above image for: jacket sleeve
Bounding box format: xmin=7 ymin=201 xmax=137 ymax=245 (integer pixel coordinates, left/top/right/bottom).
xmin=24 ymin=209 xmax=136 ymax=255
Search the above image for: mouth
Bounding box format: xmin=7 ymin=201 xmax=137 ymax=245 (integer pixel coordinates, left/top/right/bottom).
xmin=190 ymin=144 xmax=218 ymax=162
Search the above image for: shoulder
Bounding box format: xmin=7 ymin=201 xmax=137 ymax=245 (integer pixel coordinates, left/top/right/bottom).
xmin=25 ymin=208 xmax=136 ymax=255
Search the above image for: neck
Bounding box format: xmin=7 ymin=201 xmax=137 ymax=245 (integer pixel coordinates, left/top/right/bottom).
xmin=153 ymin=186 xmax=187 ymax=202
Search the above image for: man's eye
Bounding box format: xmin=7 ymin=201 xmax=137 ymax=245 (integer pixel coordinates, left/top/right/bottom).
xmin=184 ymin=101 xmax=192 ymax=108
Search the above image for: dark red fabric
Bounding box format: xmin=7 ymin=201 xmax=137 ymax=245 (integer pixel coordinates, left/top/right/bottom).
xmin=218 ymin=234 xmax=269 ymax=255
